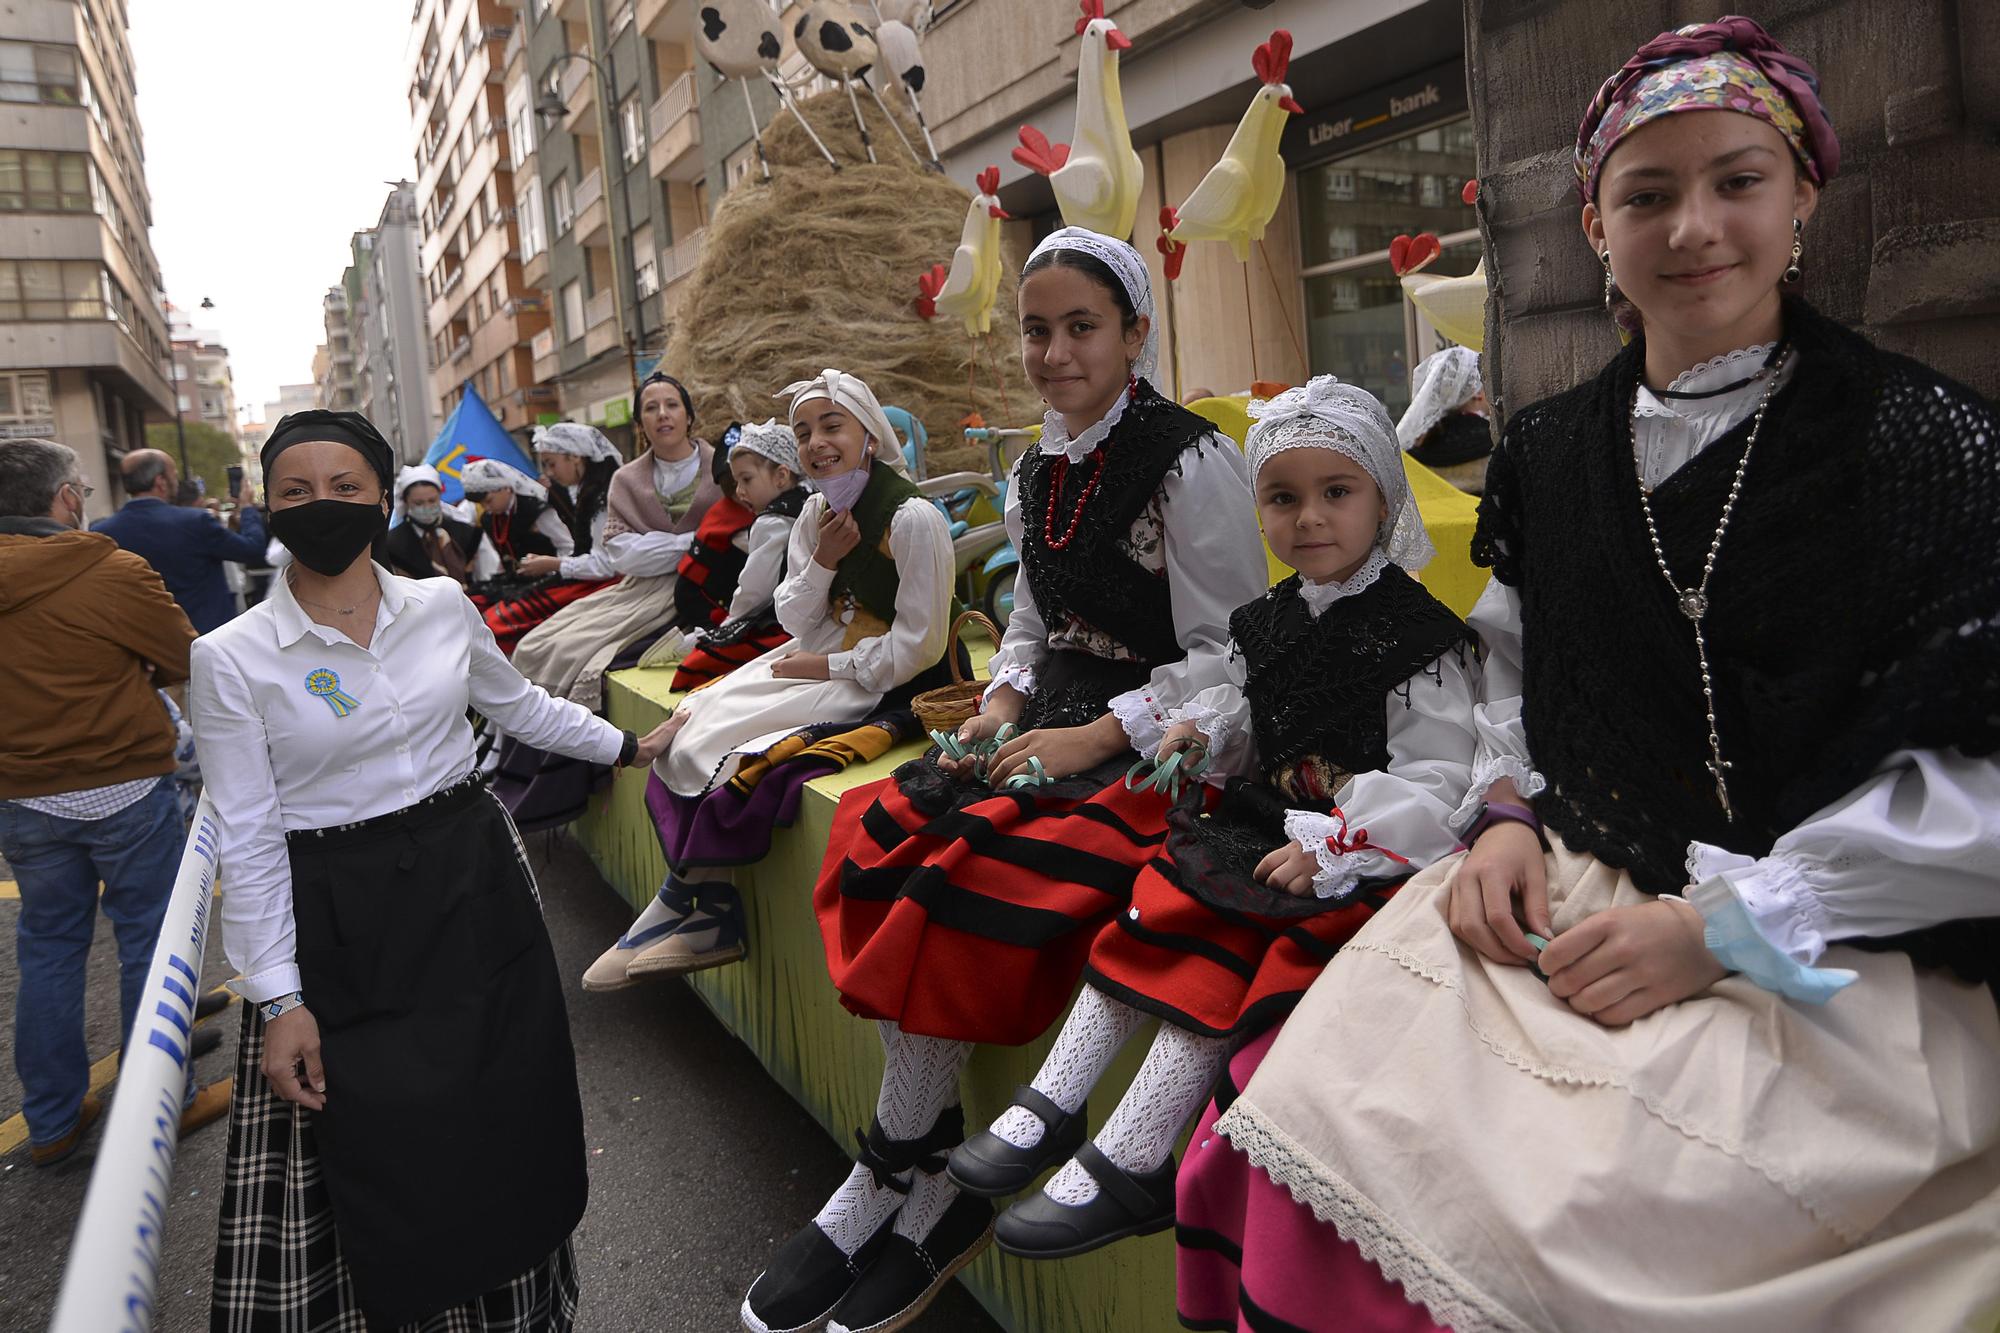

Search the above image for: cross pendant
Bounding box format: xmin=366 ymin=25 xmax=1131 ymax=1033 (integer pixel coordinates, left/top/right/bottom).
xmin=1707 ymin=756 xmax=1735 ymax=822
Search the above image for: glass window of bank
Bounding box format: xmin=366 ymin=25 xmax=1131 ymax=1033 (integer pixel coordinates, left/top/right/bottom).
xmin=1298 ymin=117 xmax=1478 ymax=419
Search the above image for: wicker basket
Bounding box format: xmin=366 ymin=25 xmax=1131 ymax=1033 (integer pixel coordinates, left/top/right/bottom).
xmin=912 ymin=609 xmax=1001 ymax=733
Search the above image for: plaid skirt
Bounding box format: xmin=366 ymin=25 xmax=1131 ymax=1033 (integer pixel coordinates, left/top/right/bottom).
xmin=209 ymin=1001 xmax=581 ymax=1332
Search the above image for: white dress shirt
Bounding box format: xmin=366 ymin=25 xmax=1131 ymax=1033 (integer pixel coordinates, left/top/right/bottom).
xmin=1166 ymin=554 xmax=1480 ymax=898
xmin=982 ymin=388 xmax=1270 ymax=747
xmin=558 ymin=452 xmax=701 ymax=581
xmin=772 ymin=494 xmax=953 ymax=693
xmin=190 ymin=564 xmax=626 ymax=1004
xmin=726 ymin=512 xmax=796 ymax=622
xmin=1459 ymin=346 xmax=2000 ymax=982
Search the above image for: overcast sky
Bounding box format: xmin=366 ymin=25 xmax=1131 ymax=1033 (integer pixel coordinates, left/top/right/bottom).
xmin=129 ymin=1 xmax=418 ymax=422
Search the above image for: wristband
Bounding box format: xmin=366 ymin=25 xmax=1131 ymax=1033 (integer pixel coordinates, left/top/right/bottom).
xmin=260 ymin=991 xmax=305 ymax=1022
xmin=618 ymin=729 xmax=639 ymax=766
xmin=1464 ymin=800 xmax=1544 ymax=848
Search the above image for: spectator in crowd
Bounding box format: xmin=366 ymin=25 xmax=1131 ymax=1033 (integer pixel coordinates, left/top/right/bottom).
xmin=93 ymin=448 xmax=267 ymax=634
xmin=0 ymin=439 xmax=230 ymax=1167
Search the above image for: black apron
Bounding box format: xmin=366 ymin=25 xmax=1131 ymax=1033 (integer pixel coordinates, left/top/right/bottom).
xmin=284 ymin=778 xmax=587 ymax=1324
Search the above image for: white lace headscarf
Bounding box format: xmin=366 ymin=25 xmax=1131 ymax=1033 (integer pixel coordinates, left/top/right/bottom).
xmin=1397 ymin=346 xmax=1483 ymax=451
xmin=1024 ymin=226 xmax=1159 ymax=382
xmin=779 ymin=368 xmax=913 ymax=477
xmin=730 ymin=418 xmax=803 ymax=478
xmin=390 ymin=463 xmax=444 ymax=527
xmin=1247 ymin=375 xmax=1436 ymax=572
xmin=459 ymin=457 xmax=548 ymax=501
xmin=531 ymin=421 xmax=622 ymax=463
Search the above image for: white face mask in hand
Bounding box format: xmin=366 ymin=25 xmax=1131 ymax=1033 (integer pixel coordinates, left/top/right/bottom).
xmin=814 ymin=465 xmax=872 ymax=514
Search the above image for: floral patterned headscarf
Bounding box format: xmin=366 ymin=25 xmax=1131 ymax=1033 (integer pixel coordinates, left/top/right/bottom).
xmin=1575 ymin=16 xmax=1839 ymax=203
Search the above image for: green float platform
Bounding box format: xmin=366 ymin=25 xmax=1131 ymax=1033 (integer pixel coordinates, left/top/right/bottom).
xmin=569 ymin=410 xmax=1491 ymax=1331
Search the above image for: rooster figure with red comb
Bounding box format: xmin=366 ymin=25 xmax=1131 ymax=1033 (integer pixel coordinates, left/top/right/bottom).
xmin=1010 ymin=0 xmax=1144 ymax=239
xmin=1161 ymin=30 xmax=1304 ymax=266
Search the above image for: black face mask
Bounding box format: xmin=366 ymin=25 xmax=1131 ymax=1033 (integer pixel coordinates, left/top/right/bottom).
xmin=269 ymin=499 xmax=387 ymax=577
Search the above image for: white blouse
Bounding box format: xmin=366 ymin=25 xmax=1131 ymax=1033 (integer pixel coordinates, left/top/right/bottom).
xmin=1461 ymin=345 xmax=2000 ymax=994
xmin=558 ymin=452 xmax=701 ymax=582
xmin=726 ymin=512 xmax=796 ymax=623
xmin=189 ymin=566 xmax=626 ymax=1004
xmin=983 ymin=387 xmax=1270 ymax=747
xmin=530 ymin=504 xmax=575 ymax=557
xmin=1165 ymin=555 xmax=1480 ymax=898
xmin=771 ymin=492 xmax=954 ymax=695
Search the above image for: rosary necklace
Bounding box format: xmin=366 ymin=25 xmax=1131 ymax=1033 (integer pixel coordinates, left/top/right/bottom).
xmin=1630 ymin=348 xmax=1789 ymax=822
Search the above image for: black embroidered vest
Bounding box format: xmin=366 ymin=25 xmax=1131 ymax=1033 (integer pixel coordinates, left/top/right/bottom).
xmin=1476 ymin=300 xmax=2000 ymax=989
xmin=673 ymin=495 xmax=756 ymax=628
xmin=482 ymin=494 xmax=557 ymax=564
xmin=1233 ymin=568 xmax=1473 ymax=802
xmin=1014 ymin=378 xmax=1212 ymax=669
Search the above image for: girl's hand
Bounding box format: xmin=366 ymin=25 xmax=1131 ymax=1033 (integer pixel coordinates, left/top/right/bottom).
xmin=770 ymin=651 xmax=832 ymax=681
xmin=519 ymin=554 xmax=562 ymax=577
xmin=630 ymin=712 xmax=688 ymax=766
xmin=1157 ymin=719 xmax=1207 ymax=760
xmin=939 ymin=706 xmax=1016 ymax=779
xmin=262 ymin=1006 xmax=326 ymax=1110
xmin=1539 ymin=899 xmax=1727 ymax=1026
xmin=987 ymin=714 xmax=1126 ymax=787
xmin=1448 ymin=820 xmax=1553 ymax=966
xmin=814 ymin=510 xmax=862 ymax=568
xmin=1254 ymin=841 xmax=1320 ymax=897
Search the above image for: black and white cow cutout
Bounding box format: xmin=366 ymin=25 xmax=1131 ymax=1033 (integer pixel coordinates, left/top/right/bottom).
xmin=693 ymin=0 xmax=839 ymax=177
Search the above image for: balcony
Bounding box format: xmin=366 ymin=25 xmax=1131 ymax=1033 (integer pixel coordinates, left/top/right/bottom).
xmin=574 ymin=168 xmax=607 ymax=248
xmin=648 ymin=71 xmax=702 ymax=182
xmin=661 ymin=226 xmax=705 ymax=288
xmin=532 ymin=327 xmax=559 ymax=383
xmin=561 ymin=55 xmax=595 ymax=134
xmin=583 ymin=287 xmax=619 ymax=358
xmin=522 ymin=242 xmax=550 ymax=290
xmin=502 ymin=22 xmax=524 ymax=74
xmin=638 ymin=0 xmax=692 ymax=41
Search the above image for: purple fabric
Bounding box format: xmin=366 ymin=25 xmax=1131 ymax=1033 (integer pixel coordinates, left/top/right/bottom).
xmin=645 ymin=762 xmax=837 ymax=870
xmin=1575 ymin=15 xmax=1839 ymax=202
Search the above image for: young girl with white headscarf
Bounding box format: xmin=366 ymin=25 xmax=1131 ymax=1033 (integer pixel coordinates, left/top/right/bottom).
xmin=579 ymin=369 xmax=956 ymax=989
xmin=738 ymin=228 xmax=1269 ymax=1333
xmin=974 ymin=376 xmax=1477 ymax=1260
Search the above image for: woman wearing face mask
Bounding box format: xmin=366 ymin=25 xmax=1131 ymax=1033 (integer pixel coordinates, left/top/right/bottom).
xmin=189 ymin=410 xmax=679 ymax=1332
xmin=381 ymin=463 xmax=497 ymax=585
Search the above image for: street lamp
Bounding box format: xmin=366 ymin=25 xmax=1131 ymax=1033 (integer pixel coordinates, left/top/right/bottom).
xmin=537 ymin=47 xmax=644 ymax=406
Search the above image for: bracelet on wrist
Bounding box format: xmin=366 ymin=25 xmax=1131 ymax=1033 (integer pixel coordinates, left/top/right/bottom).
xmin=1463 ymin=800 xmax=1547 ymax=850
xmin=260 ymin=991 xmax=305 ymax=1022
xmin=618 ymin=729 xmax=639 ymax=766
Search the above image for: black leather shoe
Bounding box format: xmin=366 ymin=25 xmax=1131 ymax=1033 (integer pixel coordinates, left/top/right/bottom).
xmin=825 ymin=1191 xmax=994 ymax=1333
xmin=945 ymin=1086 xmax=1087 ymax=1198
xmin=992 ymin=1142 xmax=1176 ymax=1260
xmin=741 ymin=1214 xmax=894 ymax=1333
xmin=190 ymin=1025 xmax=224 ymax=1060
xmin=194 ymin=989 xmax=231 ymax=1021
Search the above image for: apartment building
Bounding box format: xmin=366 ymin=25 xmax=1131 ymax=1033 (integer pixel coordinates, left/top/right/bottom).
xmin=0 ymin=0 xmax=173 ymax=519
xmin=353 ymin=182 xmax=438 ymax=461
xmin=408 ymin=0 xmax=551 ymax=437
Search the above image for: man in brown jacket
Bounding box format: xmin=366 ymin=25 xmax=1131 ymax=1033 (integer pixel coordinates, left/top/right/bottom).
xmin=0 ymin=439 xmax=226 ymax=1165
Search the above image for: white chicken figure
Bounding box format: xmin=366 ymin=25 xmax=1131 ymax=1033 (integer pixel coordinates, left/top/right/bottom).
xmin=932 ymin=166 xmax=1011 ymax=336
xmin=1010 ymin=0 xmax=1143 ymax=241
xmin=1163 ymin=30 xmax=1304 ymax=264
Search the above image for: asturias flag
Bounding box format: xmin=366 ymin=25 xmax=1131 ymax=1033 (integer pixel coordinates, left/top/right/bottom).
xmin=422 ymin=382 xmax=538 ymax=504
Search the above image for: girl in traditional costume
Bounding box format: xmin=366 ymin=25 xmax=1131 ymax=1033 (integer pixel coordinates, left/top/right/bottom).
xmin=973 ymin=376 xmax=1477 ymax=1261
xmin=1396 ymin=345 xmax=1492 ymax=494
xmin=582 ymin=369 xmax=957 ymax=989
xmin=1179 ymin=19 xmax=2000 ymax=1332
xmin=460 ymin=456 xmax=571 ymax=574
xmin=737 ymin=229 xmax=1269 ymax=1333
xmin=480 ymin=422 xmax=620 ymax=652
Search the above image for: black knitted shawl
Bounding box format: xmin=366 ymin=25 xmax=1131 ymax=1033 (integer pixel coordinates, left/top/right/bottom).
xmin=1014 ymin=378 xmax=1213 ymax=669
xmin=1475 ymin=299 xmax=2000 ymax=986
xmin=1234 ymin=568 xmax=1475 ymax=787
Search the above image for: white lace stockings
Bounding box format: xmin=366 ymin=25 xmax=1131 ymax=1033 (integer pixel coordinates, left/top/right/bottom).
xmin=1043 ymin=1023 xmax=1228 ymax=1206
xmin=813 ymin=1023 xmax=970 ymax=1255
xmin=991 ymin=986 xmax=1146 ymax=1150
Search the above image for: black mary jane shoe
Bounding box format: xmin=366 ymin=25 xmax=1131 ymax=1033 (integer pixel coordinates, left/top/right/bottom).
xmin=945 ymin=1085 xmax=1088 ymax=1198
xmin=992 ymin=1142 xmax=1177 ymax=1260
xmin=740 ymin=1213 xmax=895 ymax=1333
xmin=825 ymin=1190 xmax=995 ymax=1333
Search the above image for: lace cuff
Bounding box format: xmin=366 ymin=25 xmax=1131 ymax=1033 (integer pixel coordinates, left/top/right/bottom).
xmin=1450 ymin=752 xmax=1547 ymax=828
xmin=1686 ymin=868 xmax=1858 ymax=1004
xmin=1282 ymin=810 xmax=1402 ymax=902
xmin=982 ymin=662 xmax=1037 ymax=706
xmin=1164 ymin=699 xmax=1236 ymax=762
xmin=1109 ymin=685 xmax=1172 ymax=755
xmin=1684 ymin=842 xmax=1840 ymax=965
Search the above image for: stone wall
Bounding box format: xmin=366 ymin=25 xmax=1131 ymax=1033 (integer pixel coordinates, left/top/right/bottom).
xmin=1467 ymin=0 xmax=2000 ymax=419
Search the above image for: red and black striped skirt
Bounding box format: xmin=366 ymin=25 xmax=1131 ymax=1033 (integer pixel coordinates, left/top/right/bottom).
xmin=815 ymin=754 xmax=1179 ymax=1047
xmin=1085 ymin=781 xmax=1400 ymax=1038
xmin=482 ymin=577 xmax=617 ymax=655
xmin=671 ymin=625 xmax=792 ymax=691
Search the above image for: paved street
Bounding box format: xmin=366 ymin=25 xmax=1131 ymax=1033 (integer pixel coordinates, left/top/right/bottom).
xmin=0 ymin=835 xmax=1001 ymax=1332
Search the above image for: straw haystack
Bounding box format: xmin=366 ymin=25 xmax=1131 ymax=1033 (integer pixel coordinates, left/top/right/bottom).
xmin=661 ymin=86 xmax=1032 ymax=474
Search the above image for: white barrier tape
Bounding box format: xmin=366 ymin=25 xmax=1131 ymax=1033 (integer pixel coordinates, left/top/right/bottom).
xmin=50 ymin=793 xmax=220 ymax=1333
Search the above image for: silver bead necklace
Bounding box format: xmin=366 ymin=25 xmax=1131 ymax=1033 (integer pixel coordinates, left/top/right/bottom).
xmin=1629 ymin=348 xmax=1789 ymax=823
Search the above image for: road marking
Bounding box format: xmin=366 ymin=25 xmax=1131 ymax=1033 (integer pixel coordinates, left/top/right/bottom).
xmin=0 ymin=987 xmax=237 ymax=1158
